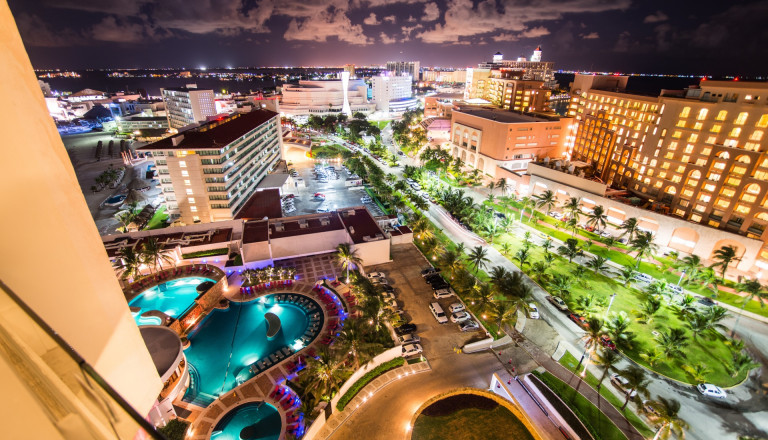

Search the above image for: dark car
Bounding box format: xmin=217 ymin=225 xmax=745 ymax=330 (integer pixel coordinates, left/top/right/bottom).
xmin=421 ymin=267 xmax=441 ymax=277
xmin=379 ymin=284 xmax=395 ymax=293
xmin=697 ymin=296 xmax=717 ymax=307
xmin=431 ymin=282 xmax=450 ymax=291
xmin=568 ymin=313 xmax=589 ymax=329
xmin=425 ymin=274 xmax=446 ymax=285
xmin=600 ymin=335 xmax=616 ymax=350
xmin=395 ymin=323 xmax=417 ymax=335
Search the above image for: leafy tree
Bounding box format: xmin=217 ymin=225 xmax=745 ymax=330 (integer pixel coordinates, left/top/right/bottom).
xmin=630 ymin=231 xmax=659 ymax=269
xmin=586 ymin=205 xmax=608 ymax=232
xmin=487 ymin=298 xmax=516 ymax=336
xmin=542 ymin=237 xmax=554 ymax=254
xmin=439 ymin=249 xmax=465 ymax=279
xmin=468 ymin=245 xmax=490 ymax=273
xmin=654 ymin=327 xmax=688 ymax=359
xmin=618 ymin=265 xmax=636 ymax=288
xmin=500 ymin=242 xmax=512 ymax=257
xmin=729 ymin=351 xmax=760 ymax=378
xmin=469 ymin=282 xmax=495 ymax=313
xmin=679 ymin=254 xmax=703 ymax=286
xmin=636 ymin=297 xmax=662 ymax=324
xmin=646 ymin=397 xmax=689 ymax=440
xmin=114 ymin=209 xmax=137 ymax=233
xmin=140 ymin=238 xmax=174 ymax=273
xmin=116 ymin=247 xmax=143 ymax=280
xmin=640 ymin=347 xmax=664 ymax=367
xmin=157 ymin=419 xmax=189 ymax=440
xmin=731 ymin=278 xmax=766 ymax=336
xmin=558 ymin=238 xmax=584 ymax=263
xmin=336 ymin=319 xmax=381 ymax=370
xmin=681 ymin=363 xmax=711 ymax=384
xmin=336 ymin=243 xmax=362 ymax=282
xmin=562 ymin=197 xmax=582 ymax=222
xmin=302 ymin=346 xmax=348 ymax=401
xmin=711 ymin=245 xmax=741 ymax=282
xmin=619 ymin=364 xmax=650 ymax=409
xmin=548 ymin=274 xmax=573 ymax=298
xmin=605 ymin=311 xmax=635 ymax=349
xmin=519 ymin=196 xmax=535 ymax=222
xmin=594 ymin=348 xmax=621 ymax=389
xmin=488 ymin=266 xmax=511 ymax=287
xmin=534 ymin=190 xmax=557 ymax=216
xmin=580 ymin=317 xmax=605 ymax=350
xmin=496 ymin=178 xmax=509 ymax=197
xmin=587 ymin=255 xmax=610 ymax=274
xmin=703 ymin=306 xmax=729 ymax=337
xmin=514 ymin=247 xmax=532 ymax=269
xmin=530 ymin=261 xmax=550 ymax=284
xmin=619 ymin=217 xmax=640 ymax=243
xmin=574 ymin=293 xmax=603 ymax=317
xmin=684 ymin=312 xmax=709 ymax=341
xmin=565 ymin=217 xmax=579 ymax=237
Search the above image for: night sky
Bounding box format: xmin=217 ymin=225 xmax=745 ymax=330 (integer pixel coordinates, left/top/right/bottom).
xmin=8 ymin=0 xmax=768 ymax=75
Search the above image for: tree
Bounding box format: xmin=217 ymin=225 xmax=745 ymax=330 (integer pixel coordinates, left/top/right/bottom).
xmin=703 ymin=306 xmax=729 ymax=337
xmin=681 ymin=363 xmax=711 ymax=384
xmin=468 ymin=245 xmax=490 ymax=273
xmin=684 ymin=312 xmax=709 ymax=342
xmin=303 ymin=346 xmax=347 ymax=400
xmin=500 ymin=242 xmax=512 ymax=257
xmin=731 ymin=278 xmax=766 ymax=336
xmin=558 ymin=238 xmax=584 ymax=263
xmin=618 ymin=266 xmax=636 ymax=288
xmin=534 ymin=190 xmax=557 ymax=216
xmin=729 ymin=352 xmax=760 ymax=378
xmin=587 ymin=255 xmax=609 ymax=274
xmin=116 ymin=247 xmax=143 ymax=280
xmin=586 ymin=205 xmax=608 ymax=232
xmin=336 ymin=243 xmax=362 ymax=282
xmin=542 ymin=237 xmax=554 ymax=255
xmin=496 ymin=178 xmax=509 ymax=197
xmin=711 ymin=245 xmax=741 ymax=282
xmin=619 ymin=364 xmax=650 ymax=409
xmin=548 ymin=274 xmax=572 ymax=298
xmin=487 ymin=299 xmax=516 ymax=336
xmin=581 ymin=317 xmax=605 ymax=349
xmin=654 ymin=328 xmax=688 ymax=360
xmin=439 ymin=249 xmax=464 ymax=279
xmin=489 ymin=266 xmax=511 ymax=287
xmin=336 ymin=319 xmax=380 ymax=370
xmin=514 ymin=247 xmax=532 ymax=269
xmin=618 ymin=217 xmax=640 ymax=243
xmin=487 ymin=180 xmax=496 ymax=196
xmin=562 ymin=197 xmax=582 ymax=222
xmin=678 ymin=255 xmax=703 ymax=286
xmin=565 ymin=218 xmax=579 ymax=237
xmin=140 ymin=238 xmax=174 ymax=273
xmin=519 ymin=196 xmax=535 ymax=222
xmin=469 ymin=282 xmax=495 ymax=313
xmin=114 ymin=209 xmax=137 ymax=233
xmin=605 ymin=311 xmax=635 ymax=349
xmin=640 ymin=348 xmax=664 ymax=367
xmin=574 ymin=294 xmax=603 ymax=317
xmin=646 ymin=397 xmax=689 ymax=440
xmin=530 ymin=261 xmax=550 ymax=284
xmin=630 ymin=231 xmax=659 ymax=269
xmin=594 ymin=348 xmax=621 ymax=389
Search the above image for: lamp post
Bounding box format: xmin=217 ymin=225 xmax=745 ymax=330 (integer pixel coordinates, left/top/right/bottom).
xmin=605 ymin=292 xmax=617 ymax=316
xmin=677 ymin=269 xmax=686 ymax=286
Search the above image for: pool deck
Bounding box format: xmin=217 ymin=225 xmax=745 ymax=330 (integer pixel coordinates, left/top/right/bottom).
xmin=184 ymin=280 xmax=354 ymax=440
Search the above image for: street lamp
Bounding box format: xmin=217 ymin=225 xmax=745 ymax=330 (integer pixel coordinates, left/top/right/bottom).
xmin=605 ymin=292 xmax=617 ymax=316
xmin=677 ymin=269 xmax=686 ymax=286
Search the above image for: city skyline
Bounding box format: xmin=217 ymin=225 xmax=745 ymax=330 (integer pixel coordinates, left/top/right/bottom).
xmin=10 ymin=0 xmax=768 ymax=75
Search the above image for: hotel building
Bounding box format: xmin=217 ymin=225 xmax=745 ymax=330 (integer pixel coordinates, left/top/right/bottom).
xmin=280 ymin=72 xmax=375 ymax=121
xmin=465 ymin=52 xmax=552 ymax=113
xmin=386 ymin=61 xmax=420 ymax=82
xmin=138 ymin=109 xmax=283 ymax=225
xmin=371 ymin=73 xmax=419 ymax=114
xmin=448 ymin=107 xmax=572 ymax=178
xmin=161 ymin=86 xmax=216 ymax=130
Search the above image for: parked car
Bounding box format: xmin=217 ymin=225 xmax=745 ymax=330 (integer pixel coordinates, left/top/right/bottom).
xmin=401 ymin=343 xmax=423 ymax=357
xmin=459 ymin=320 xmax=480 ymax=332
xmin=399 ymin=333 xmax=420 ymax=345
xmin=367 ymin=272 xmax=386 ymax=279
xmin=449 ymin=302 xmax=466 ymax=313
xmin=430 ymin=281 xmax=450 ymax=291
xmin=600 ymin=335 xmax=617 ymax=350
xmin=547 ymin=296 xmax=569 ymax=312
xmin=316 ymin=206 xmax=331 ymax=213
xmin=379 ymin=284 xmax=395 ymax=293
xmin=568 ymin=313 xmax=589 ymax=329
xmin=433 ymin=288 xmax=455 ymax=299
xmin=610 ymin=374 xmax=638 ymax=397
xmin=450 ymin=311 xmax=471 ymax=323
xmin=668 ymin=284 xmax=683 ymax=295
xmin=633 ymin=272 xmax=655 ymax=283
xmin=371 ymin=278 xmax=389 ymax=285
xmin=696 ymin=296 xmax=717 ymax=307
xmin=394 ymin=323 xmax=417 ymax=335
xmin=424 ymin=274 xmax=444 ymax=284
xmin=528 ymin=303 xmax=540 ymax=319
xmin=421 ymin=267 xmax=441 ymax=277
xmin=381 ymin=291 xmax=396 ymax=301
xmin=697 ymin=383 xmax=727 ymax=399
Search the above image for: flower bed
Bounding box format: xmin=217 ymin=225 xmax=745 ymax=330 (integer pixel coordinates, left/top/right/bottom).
xmin=335 ymin=357 xmax=405 ymax=411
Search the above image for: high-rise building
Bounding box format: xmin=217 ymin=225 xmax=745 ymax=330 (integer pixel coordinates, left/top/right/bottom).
xmin=465 ymin=67 xmax=550 ymax=113
xmin=162 ymin=86 xmax=216 ymax=130
xmin=475 ymin=51 xmax=556 ymax=88
xmin=386 ymin=61 xmax=421 ymax=82
xmin=280 ymin=77 xmax=375 ymax=121
xmin=531 ymin=45 xmax=542 ymax=62
xmin=139 ymin=110 xmax=283 ymax=224
xmin=371 ymin=73 xmax=418 ymax=113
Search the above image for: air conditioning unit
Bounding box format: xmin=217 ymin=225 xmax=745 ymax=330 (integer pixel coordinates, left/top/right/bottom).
xmin=299 ymin=220 xmax=308 ymax=229
xmin=320 ymin=218 xmax=330 ymax=226
xmin=274 ymin=223 xmax=284 ymax=232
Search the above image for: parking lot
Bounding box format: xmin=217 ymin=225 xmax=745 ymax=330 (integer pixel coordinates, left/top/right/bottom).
xmin=281 ymin=159 xmax=386 ymax=217
xmin=365 ymin=244 xmax=487 ymax=362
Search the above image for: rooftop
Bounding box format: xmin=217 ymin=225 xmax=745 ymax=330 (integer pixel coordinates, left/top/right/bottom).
xmin=269 ymin=214 xmax=345 ymax=239
xmin=162 ymin=87 xmax=211 ymax=93
xmin=103 ymin=228 xmax=232 ymax=258
xmin=256 ymin=173 xmax=290 ymax=190
xmin=137 ymin=109 xmax=278 ymax=151
xmin=139 ymin=326 xmax=182 ymax=377
xmin=242 ymin=220 xmax=270 ymax=244
xmin=234 ymin=188 xmax=283 ymax=220
xmin=339 ymin=207 xmax=386 ymax=244
xmin=454 ymin=107 xmax=561 ymax=124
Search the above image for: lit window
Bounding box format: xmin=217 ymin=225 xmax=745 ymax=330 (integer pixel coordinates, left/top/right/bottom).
xmin=680 ymin=107 xmax=691 ymax=118
xmin=190 ymin=206 xmax=198 ymax=212
xmin=735 ymin=204 xmax=751 ymax=214
xmin=179 ymin=160 xmax=187 ymax=168
xmin=735 ymin=112 xmax=749 ymax=125
xmin=697 ymin=108 xmax=708 ymax=120
xmin=184 ymin=180 xmax=191 ymax=186
xmin=186 ymin=189 xmax=194 ymax=195
xmin=181 ymin=170 xmax=189 ymax=177
xmin=730 ymin=127 xmax=742 ymax=137
xmin=188 ymin=197 xmax=195 ymax=204
xmin=688 ymin=134 xmax=698 ymax=142
xmin=716 ymin=111 xmax=728 ymax=121
xmin=750 ymin=130 xmax=764 ymax=141
xmin=711 ymin=124 xmax=721 ymax=133
xmin=757 ymin=114 xmax=768 ymax=128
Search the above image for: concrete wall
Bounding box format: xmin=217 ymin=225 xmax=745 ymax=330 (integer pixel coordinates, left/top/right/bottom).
xmin=242 ymin=240 xmax=271 ymax=263
xmin=528 ymin=163 xmax=607 ymax=196
xmin=270 ymin=230 xmax=349 ymax=260
xmin=353 ymin=239 xmax=391 ymax=266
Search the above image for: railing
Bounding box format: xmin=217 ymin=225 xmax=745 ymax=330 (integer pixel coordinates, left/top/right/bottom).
xmin=0 ymin=280 xmax=166 ymax=440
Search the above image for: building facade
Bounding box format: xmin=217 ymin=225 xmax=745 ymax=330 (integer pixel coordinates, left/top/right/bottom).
xmin=139 ymin=110 xmax=283 ymax=225
xmin=449 ymin=107 xmax=572 ymax=178
xmin=386 ymin=61 xmax=420 ymax=82
xmin=280 ymin=77 xmax=375 ymax=120
xmin=161 ymin=87 xmax=216 ymax=130
xmin=371 ymin=74 xmax=417 ymax=113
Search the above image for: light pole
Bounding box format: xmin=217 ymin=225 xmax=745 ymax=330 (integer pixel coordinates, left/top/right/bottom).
xmin=677 ymin=269 xmax=686 ymax=286
xmin=605 ymin=292 xmax=617 ymax=316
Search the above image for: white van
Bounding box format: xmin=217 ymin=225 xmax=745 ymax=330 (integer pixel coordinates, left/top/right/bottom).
xmin=429 ymin=302 xmax=448 ymax=324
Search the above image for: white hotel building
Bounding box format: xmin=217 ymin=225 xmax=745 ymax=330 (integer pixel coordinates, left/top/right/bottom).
xmin=139 ymin=110 xmax=283 ymax=225
xmin=280 ymin=72 xmax=375 ymax=122
xmin=371 ymin=73 xmax=419 ymax=114
xmin=161 ymin=87 xmax=216 ymax=130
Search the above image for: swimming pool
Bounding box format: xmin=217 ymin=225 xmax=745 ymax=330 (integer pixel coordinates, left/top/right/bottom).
xmin=211 ymin=402 xmax=281 ymax=440
xmin=183 ymin=294 xmax=323 ymax=406
xmin=129 ymin=277 xmax=214 ymax=326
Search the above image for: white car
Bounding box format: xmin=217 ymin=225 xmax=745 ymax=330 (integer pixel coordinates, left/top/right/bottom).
xmin=433 ymin=288 xmax=455 ymax=299
xmin=399 ymin=334 xmax=420 ymax=345
xmin=459 ymin=320 xmax=480 ymax=332
xmin=381 ymin=291 xmax=396 ymax=301
xmin=610 ymin=374 xmax=637 ymax=397
xmin=669 ymin=284 xmax=683 ymax=295
xmin=366 ymin=272 xmax=385 ymax=279
xmin=449 ymin=302 xmax=466 ymax=314
xmin=283 ymin=205 xmax=296 ymax=214
xmin=384 ymin=298 xmax=399 ymax=309
xmin=450 ymin=311 xmax=471 ymax=323
xmin=697 ymin=383 xmax=727 ymax=399
xmin=528 ymin=303 xmax=540 ymax=319
xmin=401 ymin=343 xmax=423 ymax=357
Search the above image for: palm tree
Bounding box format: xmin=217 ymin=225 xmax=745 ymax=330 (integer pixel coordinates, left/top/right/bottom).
xmin=336 ymin=243 xmax=363 ymax=282
xmin=685 ymin=312 xmax=709 ymax=341
xmin=703 ymin=306 xmax=729 ymax=337
xmin=646 ymin=397 xmax=689 ymax=440
xmin=534 ymin=190 xmax=557 ymax=216
xmin=618 ymin=217 xmax=640 ymax=243
xmin=140 ymin=238 xmax=174 ymax=273
xmin=618 ymin=265 xmax=636 ymax=288
xmin=562 ymin=197 xmax=582 ymax=222
xmin=489 ymin=266 xmax=511 ymax=287
xmin=586 ymin=205 xmax=608 ymax=232
xmin=519 ymin=196 xmax=535 ymax=222
xmin=594 ymin=348 xmax=621 ymax=389
xmin=630 ymin=231 xmax=659 ymax=269
xmin=619 ymin=364 xmax=650 ymax=409
xmin=548 ymin=274 xmax=573 ymax=298
xmin=729 ymin=351 xmax=760 ymax=378
xmin=678 ymin=255 xmax=703 ymax=286
xmin=654 ymin=328 xmax=688 ymax=360
xmin=681 ymin=363 xmax=711 ymax=384
xmin=636 ymin=297 xmax=662 ymax=324
xmin=542 ymin=237 xmax=554 ymax=255
xmin=605 ymin=311 xmax=635 ymax=349
xmin=440 ymin=249 xmax=464 ymax=279
xmin=640 ymin=347 xmax=664 ymax=367
xmin=487 ymin=180 xmax=496 ymax=195
xmin=500 ymin=242 xmax=512 ymax=257
xmin=581 ymin=317 xmax=605 ymax=349
xmin=336 ymin=319 xmax=380 ymax=370
xmin=359 ymin=294 xmax=384 ymax=329
xmin=114 ymin=209 xmax=137 ymax=233
xmin=469 ymin=282 xmax=495 ymax=313
xmin=496 ymin=178 xmax=508 ymax=197
xmin=574 ymin=293 xmax=602 ymax=317
xmin=303 ymin=346 xmax=347 ymax=401
xmin=563 ymin=218 xmax=578 ymax=237
xmin=487 ymin=298 xmax=516 ymax=336
xmin=731 ymin=278 xmax=766 ymax=336
xmin=530 ymin=261 xmax=550 ymax=284
xmin=558 ymin=238 xmax=584 ymax=263
xmin=587 ymin=255 xmax=610 ymax=274
xmin=514 ymin=248 xmax=532 ymax=269
xmin=712 ymin=245 xmax=741 ymax=282
xmin=468 ymin=245 xmax=490 ymax=273
xmin=116 ymin=247 xmax=143 ymax=280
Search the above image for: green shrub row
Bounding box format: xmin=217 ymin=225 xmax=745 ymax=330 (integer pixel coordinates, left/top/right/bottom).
xmin=336 ymin=357 xmax=405 ymax=411
xmin=181 ymin=248 xmax=229 ymax=259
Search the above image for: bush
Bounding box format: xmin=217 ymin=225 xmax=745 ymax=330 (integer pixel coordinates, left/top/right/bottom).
xmin=336 ymin=357 xmax=405 ymax=411
xmin=157 ymin=419 xmax=189 ymax=440
xmin=181 ymin=248 xmax=228 ymax=259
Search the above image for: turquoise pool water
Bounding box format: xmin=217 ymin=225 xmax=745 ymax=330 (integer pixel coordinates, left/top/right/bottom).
xmin=183 ymin=294 xmax=322 ymax=406
xmin=129 ymin=277 xmax=213 ymax=326
xmin=211 ymin=402 xmax=281 ymax=440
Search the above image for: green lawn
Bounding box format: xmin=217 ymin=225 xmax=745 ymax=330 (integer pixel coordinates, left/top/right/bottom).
xmin=372 ymin=120 xmax=391 ymax=129
xmin=532 ymin=370 xmax=628 ymax=440
xmin=144 ymin=205 xmax=168 ymax=230
xmin=492 ymin=232 xmax=747 ymax=387
xmin=412 ymin=405 xmax=534 ymax=440
xmin=310 ymin=143 xmax=348 ymax=158
xmin=558 ymin=352 xmax=654 ymax=438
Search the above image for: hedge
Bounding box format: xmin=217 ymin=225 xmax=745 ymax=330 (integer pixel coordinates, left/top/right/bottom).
xmin=181 ymin=248 xmax=228 ymax=259
xmin=336 ymin=357 xmax=405 ymax=411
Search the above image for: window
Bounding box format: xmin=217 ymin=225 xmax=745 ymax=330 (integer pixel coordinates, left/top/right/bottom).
xmin=735 ymin=112 xmax=749 ymax=125
xmin=716 ymin=110 xmax=727 ymax=121
xmin=188 ymin=197 xmax=195 ymax=204
xmin=184 ymin=180 xmax=191 ymax=186
xmin=186 ymin=189 xmax=194 ymax=195
xmin=711 ymin=124 xmax=721 ymax=133
xmin=179 ymin=160 xmax=187 ymax=168
xmin=697 ymin=108 xmax=708 ymax=120
xmin=680 ymin=107 xmax=691 ymax=118
xmin=757 ymin=114 xmax=768 ymax=128
xmin=688 ymin=133 xmax=699 ymax=142
xmin=181 ymin=170 xmax=189 ymax=177
xmin=750 ymin=130 xmax=764 ymax=141
xmin=735 ymin=204 xmax=751 ymax=214
xmin=190 ymin=206 xmax=198 ymax=212
xmin=730 ymin=127 xmax=742 ymax=137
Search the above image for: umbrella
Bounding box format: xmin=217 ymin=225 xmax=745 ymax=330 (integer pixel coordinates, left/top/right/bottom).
xmin=123 ymin=189 xmax=150 ymax=205
xmin=128 ymin=178 xmax=152 ymax=191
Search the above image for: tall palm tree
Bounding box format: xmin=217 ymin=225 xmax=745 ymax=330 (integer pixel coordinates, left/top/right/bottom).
xmin=678 ymin=255 xmax=703 ymax=286
xmin=440 ymin=249 xmax=464 ymax=279
xmin=336 ymin=319 xmax=380 ymax=370
xmin=542 ymin=237 xmax=554 ymax=254
xmin=468 ymin=245 xmax=490 ymax=273
xmin=469 ymin=282 xmax=495 ymax=313
xmin=654 ymin=328 xmax=689 ymax=360
xmin=594 ymin=348 xmax=621 ymax=389
xmin=562 ymin=197 xmax=582 ymax=222
xmin=703 ymin=306 xmax=729 ymax=337
xmin=519 ymin=196 xmax=535 ymax=222
xmin=681 ymin=363 xmax=711 ymax=384
xmin=618 ymin=217 xmax=640 ymax=243
xmin=684 ymin=312 xmax=710 ymax=342
xmin=618 ymin=265 xmax=636 ymax=288
xmin=487 ymin=298 xmax=516 ymax=336
xmin=558 ymin=238 xmax=584 ymax=263
xmin=711 ymin=245 xmax=741 ymax=282
xmin=581 ymin=317 xmax=606 ymax=349
xmin=587 ymin=255 xmax=610 ymax=274
xmin=619 ymin=364 xmax=650 ymax=409
xmin=548 ymin=274 xmax=573 ymax=298
xmin=496 ymin=178 xmax=509 ymax=197
xmin=303 ymin=346 xmax=347 ymax=401
xmin=336 ymin=243 xmax=363 ymax=282
xmin=634 ymin=297 xmax=662 ymax=324
xmin=630 ymin=231 xmax=659 ymax=269
xmin=646 ymin=397 xmax=689 ymax=440
xmin=116 ymin=247 xmax=143 ymax=280
xmin=534 ymin=190 xmax=557 ymax=216
xmin=487 ymin=180 xmax=496 ymax=196
xmin=530 ymin=261 xmax=550 ymax=284
xmin=605 ymin=311 xmax=635 ymax=349
xmin=574 ymin=294 xmax=602 ymax=317
xmin=565 ymin=217 xmax=579 ymax=237
xmin=729 ymin=352 xmax=760 ymax=378
xmin=488 ymin=266 xmax=511 ymax=287
xmin=586 ymin=205 xmax=608 ymax=232
xmin=514 ymin=247 xmax=532 ymax=269
xmin=140 ymin=238 xmax=174 ymax=273
xmin=731 ymin=278 xmax=766 ymax=336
